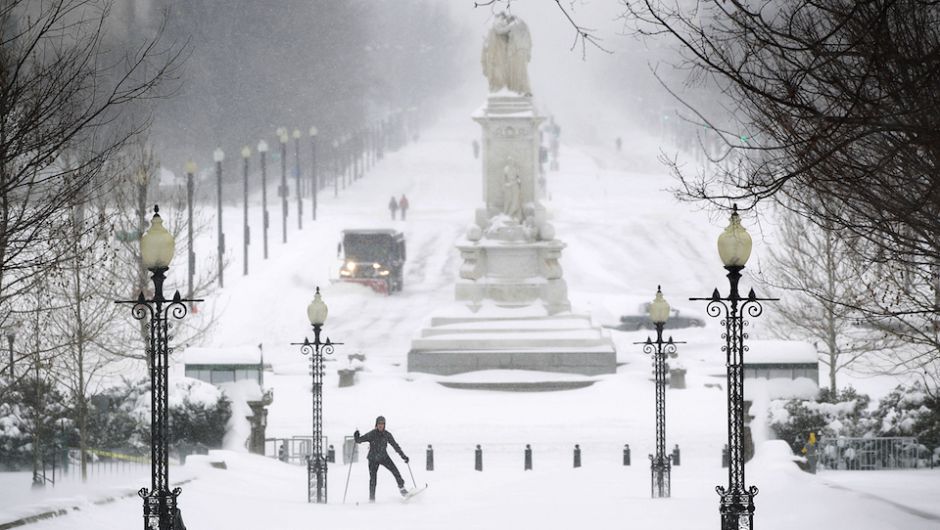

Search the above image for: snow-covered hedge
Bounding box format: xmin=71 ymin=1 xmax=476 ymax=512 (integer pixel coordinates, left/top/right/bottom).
xmin=769 ymin=383 xmax=940 ymax=459
xmin=0 ymin=377 xmax=70 ymax=470
xmin=83 ymin=377 xmax=232 ymax=456
xmin=768 ymin=387 xmax=871 ymax=453
xmin=868 ymin=381 xmax=940 ymax=459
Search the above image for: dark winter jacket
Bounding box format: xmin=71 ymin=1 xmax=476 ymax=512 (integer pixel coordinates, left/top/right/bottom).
xmin=355 ymin=429 xmax=406 ymax=462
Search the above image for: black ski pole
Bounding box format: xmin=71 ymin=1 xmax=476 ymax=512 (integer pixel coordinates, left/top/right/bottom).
xmin=343 ymin=454 xmax=355 ymax=504
xmin=406 ymin=461 xmax=417 ymax=488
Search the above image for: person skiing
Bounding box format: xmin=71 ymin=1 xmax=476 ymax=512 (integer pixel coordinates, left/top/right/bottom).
xmin=354 ymin=416 xmax=410 ymax=501
xmin=398 ymin=194 xmax=410 ymax=220
xmin=388 ymin=196 xmax=398 ymax=220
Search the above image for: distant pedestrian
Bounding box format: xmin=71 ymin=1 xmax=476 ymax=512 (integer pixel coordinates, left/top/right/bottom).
xmin=388 ymin=196 xmax=398 ymax=220
xmin=472 ymin=139 xmax=480 ymax=159
xmin=399 ymin=195 xmax=409 ymax=220
xmin=616 ymin=137 xmax=622 ymax=152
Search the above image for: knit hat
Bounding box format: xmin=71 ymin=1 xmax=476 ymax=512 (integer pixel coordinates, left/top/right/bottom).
xmin=375 ymin=416 xmax=386 ymax=425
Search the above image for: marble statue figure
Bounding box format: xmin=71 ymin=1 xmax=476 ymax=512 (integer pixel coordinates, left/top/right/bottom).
xmin=502 ymin=160 xmax=522 ymax=220
xmin=481 ymin=13 xmax=532 ymax=95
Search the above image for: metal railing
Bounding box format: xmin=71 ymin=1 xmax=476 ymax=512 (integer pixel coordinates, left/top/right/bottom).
xmin=817 ymin=437 xmax=929 ymax=470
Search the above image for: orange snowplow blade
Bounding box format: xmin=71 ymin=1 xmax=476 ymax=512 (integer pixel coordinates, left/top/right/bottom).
xmin=337 ymin=278 xmax=389 ymax=295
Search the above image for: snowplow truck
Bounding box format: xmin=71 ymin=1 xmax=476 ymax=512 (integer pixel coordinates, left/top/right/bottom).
xmin=336 ymin=229 xmax=405 ymax=295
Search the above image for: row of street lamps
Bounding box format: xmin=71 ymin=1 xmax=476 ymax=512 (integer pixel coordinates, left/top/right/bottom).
xmin=121 ymin=202 xmax=768 ymax=529
xmin=178 ymin=113 xmax=414 ymax=289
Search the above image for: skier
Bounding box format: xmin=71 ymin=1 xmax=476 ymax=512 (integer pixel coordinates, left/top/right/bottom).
xmin=399 ymin=194 xmax=410 ymax=220
xmin=388 ymin=196 xmax=398 ymax=220
xmin=354 ymin=416 xmax=410 ymax=501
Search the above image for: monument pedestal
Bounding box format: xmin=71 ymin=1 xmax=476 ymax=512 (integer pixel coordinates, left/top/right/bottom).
xmin=455 ymin=237 xmax=569 ymax=314
xmin=407 ymin=33 xmax=616 ymax=378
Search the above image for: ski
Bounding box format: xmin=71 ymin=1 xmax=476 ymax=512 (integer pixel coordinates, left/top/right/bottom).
xmin=401 ymin=484 xmax=428 ymax=501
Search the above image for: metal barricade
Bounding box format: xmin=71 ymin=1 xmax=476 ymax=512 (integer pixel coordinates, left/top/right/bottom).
xmin=817 ymin=437 xmax=925 ymax=470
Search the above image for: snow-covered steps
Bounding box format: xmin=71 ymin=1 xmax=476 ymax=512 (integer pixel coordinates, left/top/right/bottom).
xmin=431 ymin=369 xmax=599 ymax=391
xmin=407 ymin=310 xmax=616 ymax=377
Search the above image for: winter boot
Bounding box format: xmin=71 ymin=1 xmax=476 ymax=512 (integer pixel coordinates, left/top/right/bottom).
xmin=399 ymin=487 xmax=408 ymax=496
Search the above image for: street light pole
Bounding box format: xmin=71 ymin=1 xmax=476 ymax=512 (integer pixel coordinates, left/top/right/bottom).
xmin=5 ymin=324 xmax=15 ymax=378
xmin=309 ymin=127 xmax=318 ymax=221
xmin=213 ymin=148 xmax=225 ymax=288
xmin=117 ymin=205 xmax=202 ymax=530
xmin=690 ymin=205 xmax=776 ymax=530
xmin=184 ymin=161 xmax=197 ymax=301
xmin=258 ymin=140 xmax=269 ymax=260
xmin=332 ymin=140 xmax=339 ymax=198
xmin=241 ymin=146 xmax=251 ymax=276
xmin=292 ymin=287 xmax=342 ymax=503
xmin=635 ymin=287 xmax=683 ymax=498
xmin=353 ymin=130 xmax=361 ymax=181
xmin=277 ymin=127 xmax=289 ymax=244
xmin=292 ymin=129 xmax=303 ymax=230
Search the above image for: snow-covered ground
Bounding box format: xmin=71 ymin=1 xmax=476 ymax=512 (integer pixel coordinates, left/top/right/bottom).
xmin=4 ymin=108 xmax=939 ymax=530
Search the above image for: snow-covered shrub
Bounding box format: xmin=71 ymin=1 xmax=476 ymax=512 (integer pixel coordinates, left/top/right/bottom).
xmin=0 ymin=377 xmax=70 ymax=470
xmin=167 ymin=377 xmax=231 ymax=449
xmin=868 ymin=381 xmax=940 ymax=455
xmin=768 ymin=386 xmax=871 ymax=453
xmin=87 ymin=377 xmax=231 ymax=455
xmin=86 ymin=377 xmax=151 ymax=454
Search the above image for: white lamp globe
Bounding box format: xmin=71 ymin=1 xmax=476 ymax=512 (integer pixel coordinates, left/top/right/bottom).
xmin=258 ymin=140 xmax=269 ymax=153
xmin=140 ymin=206 xmax=175 ymax=270
xmin=649 ymin=286 xmax=671 ymax=324
xmin=241 ymin=146 xmax=251 ymax=158
xmin=213 ymin=148 xmax=224 ymax=162
xmin=307 ymin=288 xmax=328 ymax=326
xmin=717 ymin=204 xmax=752 ymax=267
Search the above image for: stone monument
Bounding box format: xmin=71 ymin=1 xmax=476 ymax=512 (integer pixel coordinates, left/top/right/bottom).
xmin=407 ymin=14 xmax=616 ymax=377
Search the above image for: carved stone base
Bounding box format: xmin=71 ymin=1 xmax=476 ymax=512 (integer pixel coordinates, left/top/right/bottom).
xmin=456 ymin=238 xmax=569 ymax=314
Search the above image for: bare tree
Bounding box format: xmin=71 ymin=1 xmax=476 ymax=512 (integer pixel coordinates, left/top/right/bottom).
xmin=617 ymin=0 xmax=940 ymax=370
xmin=760 ymin=204 xmax=897 ymax=391
xmin=0 ymin=0 xmax=184 ymax=335
xmin=46 ymin=192 xmax=126 ymax=481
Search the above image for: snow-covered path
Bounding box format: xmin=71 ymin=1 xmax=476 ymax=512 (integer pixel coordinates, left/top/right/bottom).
xmin=6 ymin=109 xmax=940 ymax=530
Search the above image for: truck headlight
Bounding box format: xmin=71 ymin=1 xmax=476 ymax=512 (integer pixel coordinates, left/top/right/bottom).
xmin=379 ymin=270 xmax=390 ymax=276
xmin=344 ymin=261 xmax=357 ymax=272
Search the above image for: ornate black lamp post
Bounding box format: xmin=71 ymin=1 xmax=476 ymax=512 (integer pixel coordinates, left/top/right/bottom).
xmin=117 ymin=206 xmax=202 ymax=530
xmin=293 ymin=128 xmax=303 ymax=229
xmin=635 ymin=286 xmax=682 ymax=498
xmin=292 ymin=287 xmax=341 ymax=503
xmin=277 ymin=127 xmax=289 ymax=244
xmin=213 ymin=148 xmax=225 ymax=288
xmin=690 ymin=205 xmax=776 ymax=530
xmin=257 ymin=139 xmax=269 ymax=260
xmin=184 ymin=161 xmax=197 ymax=301
xmin=240 ymin=146 xmax=251 ymax=276
xmin=332 ymin=140 xmax=339 ymax=198
xmin=4 ymin=319 xmax=17 ymax=377
xmin=309 ymin=126 xmax=318 ymax=221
